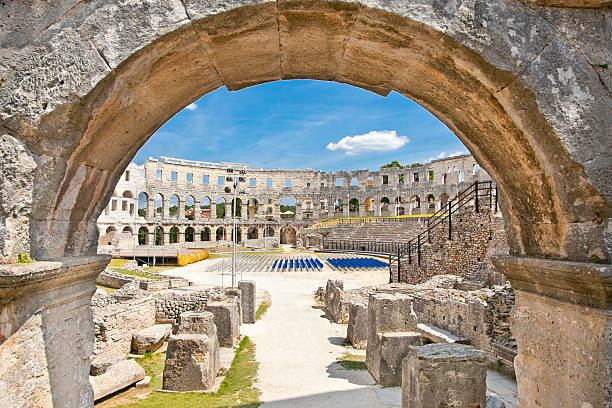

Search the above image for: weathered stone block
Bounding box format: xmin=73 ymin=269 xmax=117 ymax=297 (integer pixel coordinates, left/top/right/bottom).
xmin=369 ymin=331 xmax=422 ymax=386
xmin=177 ymin=311 xmax=216 ymax=336
xmin=204 ymin=301 xmax=240 ymax=347
xmin=346 ymin=301 xmax=368 ymax=349
xmin=239 ymin=280 xmax=256 ymax=324
xmin=162 ymin=333 xmax=220 ymax=391
xmin=90 ymin=353 xmax=126 ymax=376
xmin=90 ymin=359 xmax=145 ymax=401
xmin=131 ymin=324 xmax=172 ymax=354
xmin=325 ymin=279 xmax=343 ymax=306
xmin=402 ymin=343 xmax=486 ymax=408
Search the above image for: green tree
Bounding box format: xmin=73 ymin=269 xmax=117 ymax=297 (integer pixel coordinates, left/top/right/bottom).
xmin=409 ymin=162 xmax=423 ymax=168
xmin=381 ymin=160 xmax=404 ymax=169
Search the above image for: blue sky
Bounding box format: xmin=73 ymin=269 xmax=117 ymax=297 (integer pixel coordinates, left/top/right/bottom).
xmin=134 ymin=80 xmax=468 ymax=171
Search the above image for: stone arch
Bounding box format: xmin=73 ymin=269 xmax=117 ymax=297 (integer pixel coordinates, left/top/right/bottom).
xmin=138 ymin=226 xmax=148 ymax=245
xmin=200 ymin=196 xmax=211 ymax=219
xmin=216 ymin=197 xmax=226 ymax=218
xmin=155 ymin=226 xmax=164 ymax=246
xmin=185 ymin=195 xmax=195 ymax=220
xmin=333 ymin=198 xmax=344 ymax=217
xmin=122 ymin=190 xmax=134 ymax=198
xmin=247 ymin=226 xmax=258 ymax=240
xmin=231 ymin=226 xmax=242 ymax=243
xmin=349 ymin=198 xmax=359 ymax=217
xmin=426 ymin=194 xmax=436 ymax=213
xmin=137 ymin=192 xmax=148 ymax=218
xmin=200 ymin=227 xmax=211 ymax=242
xmin=364 ymin=197 xmax=374 ymax=216
xmin=169 ymin=194 xmax=180 ymax=219
xmin=169 ymin=226 xmax=179 ymax=244
xmin=2 ymin=2 xmax=611 ymax=407
xmin=184 ymin=226 xmax=194 ymax=242
xmin=216 ymin=226 xmax=225 ymax=241
xmin=439 ymin=193 xmax=450 ymax=211
xmin=380 ymin=197 xmax=390 ymax=217
xmin=280 ymin=225 xmax=297 ymax=245
xmin=264 ymin=226 xmax=275 ymax=238
xmin=410 ymin=195 xmax=421 ymax=215
xmin=395 ymin=196 xmax=405 ymax=216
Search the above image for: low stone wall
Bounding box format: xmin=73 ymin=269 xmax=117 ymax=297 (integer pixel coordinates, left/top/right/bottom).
xmin=96 ymin=269 xmax=192 ymax=290
xmin=96 ymin=271 xmax=133 ymax=289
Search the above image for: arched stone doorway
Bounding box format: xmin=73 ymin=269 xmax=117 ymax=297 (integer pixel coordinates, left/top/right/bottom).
xmin=1 ymin=2 xmax=609 ymax=407
xmin=280 ymin=225 xmax=297 ymax=245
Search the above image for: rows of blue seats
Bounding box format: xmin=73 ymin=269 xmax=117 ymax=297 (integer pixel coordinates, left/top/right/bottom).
xmin=326 ymin=257 xmax=389 ymax=269
xmin=271 ymin=258 xmax=323 ymax=271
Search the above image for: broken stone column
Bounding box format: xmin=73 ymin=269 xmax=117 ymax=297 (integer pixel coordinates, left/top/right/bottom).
xmin=204 ymin=300 xmax=240 ymax=347
xmin=325 ymin=279 xmax=343 ymax=305
xmin=131 ymin=323 xmax=172 ymax=354
xmin=90 ymin=359 xmax=145 ymax=401
xmin=492 ymin=256 xmax=612 ymax=408
xmin=402 ymin=343 xmax=486 ymax=408
xmin=347 ymin=301 xmax=368 ymax=349
xmin=163 ymin=311 xmax=220 ymax=392
xmin=238 ymin=280 xmax=256 ymax=324
xmin=365 ymin=293 xmax=420 ymax=386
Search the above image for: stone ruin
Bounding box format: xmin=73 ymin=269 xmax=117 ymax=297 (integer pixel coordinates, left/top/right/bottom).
xmin=87 ymin=277 xmax=256 ymax=399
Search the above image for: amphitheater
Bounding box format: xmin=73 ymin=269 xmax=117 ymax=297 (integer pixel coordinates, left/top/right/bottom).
xmin=97 ymin=154 xmax=486 ymax=255
xmin=0 ymin=1 xmax=610 ymax=408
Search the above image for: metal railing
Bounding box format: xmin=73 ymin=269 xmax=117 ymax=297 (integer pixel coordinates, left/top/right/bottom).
xmin=321 ymin=181 xmax=497 ymax=282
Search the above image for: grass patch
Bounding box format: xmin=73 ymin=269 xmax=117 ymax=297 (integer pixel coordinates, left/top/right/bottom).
xmin=109 ymin=259 xmax=129 ymax=267
xmin=143 ymin=265 xmax=177 ymax=273
xmin=118 ymin=337 xmax=260 ymax=408
xmin=207 ymin=253 xmax=232 ymax=260
xmin=337 ymin=352 xmax=367 ymax=370
xmin=113 ymin=269 xmax=164 ymax=280
xmin=255 ymin=300 xmax=271 ymax=321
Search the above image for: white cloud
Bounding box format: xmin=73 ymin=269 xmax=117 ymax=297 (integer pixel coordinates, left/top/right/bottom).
xmin=185 ymin=103 xmax=197 ymax=111
xmin=326 ymin=130 xmax=409 ymax=155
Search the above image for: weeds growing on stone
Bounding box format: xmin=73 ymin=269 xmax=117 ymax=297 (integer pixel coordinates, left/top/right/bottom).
xmin=337 ymin=352 xmax=367 ymax=370
xmin=255 ymin=299 xmax=271 ymax=321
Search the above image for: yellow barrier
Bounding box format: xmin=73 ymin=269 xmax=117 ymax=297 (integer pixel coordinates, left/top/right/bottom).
xmin=177 ymin=250 xmax=209 ymax=266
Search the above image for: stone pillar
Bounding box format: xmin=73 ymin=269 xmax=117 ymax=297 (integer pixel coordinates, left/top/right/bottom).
xmin=295 ymin=203 xmax=302 ymax=221
xmin=177 ymin=227 xmax=184 ymax=243
xmin=343 ymin=201 xmax=349 ymax=218
xmin=238 ymin=281 xmax=256 ymax=324
xmin=402 ymin=343 xmax=486 ymax=408
xmin=163 ymin=198 xmax=170 ymax=219
xmin=240 ymin=202 xmax=246 ymax=219
xmin=225 ymin=203 xmax=231 ymax=219
xmin=204 ymin=301 xmax=240 ymax=347
xmin=492 ymin=255 xmax=611 ymax=408
xmin=178 ymin=198 xmax=185 ymax=220
xmin=327 ymin=202 xmax=334 ymax=219
xmin=146 ymin=197 xmax=154 ymax=220
xmin=0 ymin=255 xmax=110 ymax=408
xmin=375 ymin=203 xmax=381 ymax=217
xmin=313 ymin=204 xmax=320 ymax=221
xmin=358 ymin=203 xmax=365 ymax=217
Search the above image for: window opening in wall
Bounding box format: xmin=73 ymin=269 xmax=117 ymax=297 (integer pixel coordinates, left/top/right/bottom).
xmin=125 ymin=171 xmax=130 ymax=181
xmin=156 ymin=169 xmax=162 ymax=180
xmin=203 ymin=174 xmax=209 ymax=184
xmin=154 ymin=194 xmax=163 ymax=216
xmin=169 ymin=195 xmax=179 ymax=218
xmin=185 ymin=196 xmax=195 ymax=220
xmin=111 ymin=200 xmax=117 ymax=211
xmin=350 ymin=177 xmax=358 ymax=187
xmin=398 ymin=174 xmax=404 ymax=184
xmin=137 ymin=192 xmax=147 ymax=217
xmin=186 ymin=173 xmax=193 ymax=183
xmin=321 ymin=182 xmax=325 ymax=188
xmin=122 ymin=200 xmax=127 ymax=211
xmin=443 ymin=174 xmax=447 ymax=184
xmin=382 ymin=175 xmax=388 ymax=185
xmin=155 ymin=226 xmax=164 ymax=245
xmin=266 ymin=178 xmax=272 ymax=188
xmin=473 ymin=164 xmax=480 ymax=174
xmin=428 ymin=170 xmax=434 ymax=181
xmin=285 ymin=178 xmax=292 ymax=188
xmin=413 ymin=172 xmax=419 ymax=182
xmin=367 ymin=176 xmax=373 ymax=186
xmin=459 ymin=171 xmax=464 ymax=182
xmin=335 ymin=178 xmax=342 ymax=187
xmin=200 ymin=197 xmax=211 ymax=219
xmin=218 ymin=176 xmax=224 ymax=185
xmin=250 ymin=177 xmax=256 ymax=187
xmin=306 ymin=182 xmax=310 ymax=188
xmin=171 ymin=171 xmax=177 ymax=182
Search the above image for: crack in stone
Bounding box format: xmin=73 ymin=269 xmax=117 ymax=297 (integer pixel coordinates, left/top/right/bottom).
xmin=275 ymin=0 xmax=284 ymax=79
xmin=496 ymin=33 xmax=558 ymax=93
xmin=337 ymin=5 xmax=361 ymax=84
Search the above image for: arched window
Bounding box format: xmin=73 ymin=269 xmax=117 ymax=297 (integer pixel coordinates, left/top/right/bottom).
xmin=169 ymin=226 xmax=178 ymax=244
xmin=138 ymin=227 xmax=148 ymax=245
xmin=216 ymin=226 xmax=225 ymax=241
xmin=137 ymin=192 xmax=148 ymax=217
xmin=201 ymin=227 xmax=210 ymax=241
xmin=155 ymin=226 xmax=164 ymax=245
xmin=185 ymin=227 xmax=194 ymax=242
xmin=169 ymin=195 xmax=179 ymax=218
xmin=216 ymin=197 xmax=226 ymax=218
xmin=185 ymin=196 xmax=195 ymax=220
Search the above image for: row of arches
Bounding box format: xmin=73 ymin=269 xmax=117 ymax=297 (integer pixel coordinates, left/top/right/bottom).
xmin=107 ymin=224 xmax=298 ymax=245
xmin=127 ymin=193 xmax=450 ymax=220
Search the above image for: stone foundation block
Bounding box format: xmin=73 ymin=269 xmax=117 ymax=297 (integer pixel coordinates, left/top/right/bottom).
xmin=347 ymin=301 xmax=368 ymax=349
xmin=177 ymin=311 xmax=217 ymax=336
xmin=402 ymin=343 xmax=486 ymax=408
xmin=370 ymin=331 xmax=422 ymax=386
xmin=90 ymin=353 xmax=126 ymax=376
xmin=90 ymin=359 xmax=145 ymax=401
xmin=204 ymin=301 xmax=240 ymax=347
xmin=162 ymin=333 xmax=220 ymax=391
xmin=239 ymin=280 xmax=256 ymax=324
xmin=131 ymin=323 xmax=172 ymax=354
